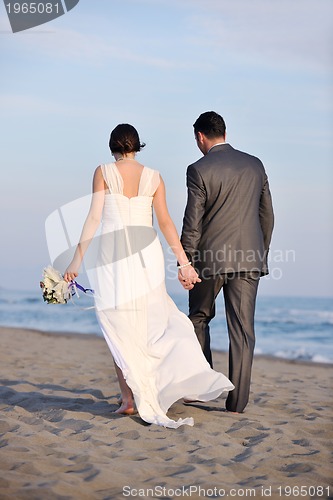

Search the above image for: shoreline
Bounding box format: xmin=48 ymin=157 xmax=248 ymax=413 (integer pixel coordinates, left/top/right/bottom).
xmin=1 ymin=325 xmax=332 ymax=368
xmin=0 ymin=326 xmax=332 ymax=499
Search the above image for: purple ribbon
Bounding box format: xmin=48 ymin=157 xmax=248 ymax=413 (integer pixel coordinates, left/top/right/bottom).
xmin=69 ymin=280 xmax=94 ymax=295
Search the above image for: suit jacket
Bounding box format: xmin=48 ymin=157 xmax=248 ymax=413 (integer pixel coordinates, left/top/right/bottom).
xmin=180 ymin=144 xmax=274 ymax=277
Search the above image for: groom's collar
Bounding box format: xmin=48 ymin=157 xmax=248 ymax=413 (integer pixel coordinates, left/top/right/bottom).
xmin=207 ymin=142 xmax=229 ymax=153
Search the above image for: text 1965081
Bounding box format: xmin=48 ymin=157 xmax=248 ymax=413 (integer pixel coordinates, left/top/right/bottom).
xmin=5 ymin=3 xmax=61 ymax=14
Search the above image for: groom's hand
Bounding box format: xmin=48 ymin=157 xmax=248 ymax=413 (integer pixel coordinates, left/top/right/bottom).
xmin=178 ymin=267 xmax=201 ymax=290
xmin=178 ymin=272 xmax=194 ymax=290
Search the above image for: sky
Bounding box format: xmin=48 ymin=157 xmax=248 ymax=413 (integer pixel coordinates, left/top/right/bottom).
xmin=0 ymin=0 xmax=332 ymax=297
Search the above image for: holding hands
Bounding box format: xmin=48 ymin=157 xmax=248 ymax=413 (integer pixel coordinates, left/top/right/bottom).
xmin=178 ymin=262 xmax=201 ymax=290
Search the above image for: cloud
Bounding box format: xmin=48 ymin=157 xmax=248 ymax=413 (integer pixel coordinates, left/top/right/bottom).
xmin=182 ymin=0 xmax=333 ymax=72
xmin=33 ymin=28 xmax=179 ymax=68
xmin=0 ymin=93 xmax=63 ymax=113
xmin=0 ymin=93 xmax=88 ymax=118
xmin=1 ymin=1 xmax=331 ymax=74
xmin=0 ymin=16 xmax=206 ymax=70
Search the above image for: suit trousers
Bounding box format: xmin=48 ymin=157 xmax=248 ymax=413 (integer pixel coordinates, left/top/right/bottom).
xmin=189 ymin=272 xmax=260 ymax=413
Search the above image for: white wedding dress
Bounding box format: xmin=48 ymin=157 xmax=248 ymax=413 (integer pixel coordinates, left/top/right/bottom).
xmin=89 ymin=163 xmax=234 ymax=428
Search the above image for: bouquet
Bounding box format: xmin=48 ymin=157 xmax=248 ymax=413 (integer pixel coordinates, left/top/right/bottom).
xmin=40 ymin=266 xmax=93 ymax=304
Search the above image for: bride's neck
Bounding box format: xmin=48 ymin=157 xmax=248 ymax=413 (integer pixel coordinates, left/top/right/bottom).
xmin=114 ymin=153 xmax=136 ymax=161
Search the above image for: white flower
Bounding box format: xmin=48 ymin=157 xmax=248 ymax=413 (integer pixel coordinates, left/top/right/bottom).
xmin=43 ymin=266 xmax=63 ymax=283
xmin=41 ymin=266 xmax=69 ymax=304
xmin=43 ymin=276 xmax=55 ymax=290
xmin=53 ymin=281 xmax=70 ymax=303
xmin=41 ymin=265 xmax=93 ymax=305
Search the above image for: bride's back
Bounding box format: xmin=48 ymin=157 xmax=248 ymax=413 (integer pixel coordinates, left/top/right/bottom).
xmin=113 ymin=160 xmax=144 ymax=199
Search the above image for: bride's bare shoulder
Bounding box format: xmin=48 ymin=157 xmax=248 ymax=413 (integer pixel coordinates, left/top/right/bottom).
xmin=93 ymin=165 xmax=107 ymax=191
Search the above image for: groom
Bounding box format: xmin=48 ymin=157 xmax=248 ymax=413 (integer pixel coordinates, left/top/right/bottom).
xmin=179 ymin=111 xmax=274 ymax=413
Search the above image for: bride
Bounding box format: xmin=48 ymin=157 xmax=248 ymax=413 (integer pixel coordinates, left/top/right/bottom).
xmin=64 ymin=123 xmax=234 ymax=428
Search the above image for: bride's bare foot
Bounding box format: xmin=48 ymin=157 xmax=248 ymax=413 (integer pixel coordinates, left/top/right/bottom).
xmin=113 ymin=363 xmax=134 ymax=412
xmin=114 ymin=402 xmax=136 ymax=415
xmin=183 ymin=398 xmax=202 ymax=404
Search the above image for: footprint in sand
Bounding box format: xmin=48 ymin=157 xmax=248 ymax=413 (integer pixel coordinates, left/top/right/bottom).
xmin=117 ymin=430 xmax=140 ymax=440
xmin=280 ymin=463 xmax=314 ymax=476
xmin=0 ymin=420 xmax=19 ymax=434
xmin=292 ymin=438 xmax=310 ymax=446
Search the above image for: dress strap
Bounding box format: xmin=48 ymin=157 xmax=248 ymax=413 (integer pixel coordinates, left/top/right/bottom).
xmin=100 ymin=163 xmax=123 ymax=194
xmin=139 ymin=168 xmax=160 ymax=197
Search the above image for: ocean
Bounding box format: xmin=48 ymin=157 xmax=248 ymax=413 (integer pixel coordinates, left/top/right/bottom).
xmin=0 ymin=288 xmax=332 ymax=364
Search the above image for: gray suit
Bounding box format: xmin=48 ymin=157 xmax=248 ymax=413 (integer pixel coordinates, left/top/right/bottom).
xmin=181 ymin=143 xmax=274 ymax=412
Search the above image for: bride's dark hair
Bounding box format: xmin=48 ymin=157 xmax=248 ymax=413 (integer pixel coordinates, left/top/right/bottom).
xmin=109 ymin=124 xmax=146 ymax=154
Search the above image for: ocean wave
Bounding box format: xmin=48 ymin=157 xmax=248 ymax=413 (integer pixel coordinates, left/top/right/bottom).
xmin=256 ymin=313 xmax=333 ymax=326
xmin=254 ymin=350 xmax=332 ymax=364
xmin=1 ymin=290 xmax=332 ymax=365
xmin=289 ymin=308 xmax=333 ymax=323
xmin=23 ymin=298 xmax=40 ymax=304
xmin=271 ymin=348 xmax=332 ymax=364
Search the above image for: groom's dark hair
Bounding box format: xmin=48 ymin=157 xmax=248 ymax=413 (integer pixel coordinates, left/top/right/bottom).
xmin=193 ymin=111 xmax=226 ymax=139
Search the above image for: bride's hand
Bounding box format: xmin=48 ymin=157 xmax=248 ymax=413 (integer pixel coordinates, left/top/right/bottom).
xmin=178 ymin=265 xmax=201 ymax=290
xmin=64 ymin=266 xmax=79 ymax=283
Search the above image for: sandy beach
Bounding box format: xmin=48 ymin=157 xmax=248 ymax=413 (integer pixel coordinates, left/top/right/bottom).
xmin=0 ymin=326 xmax=332 ymax=500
